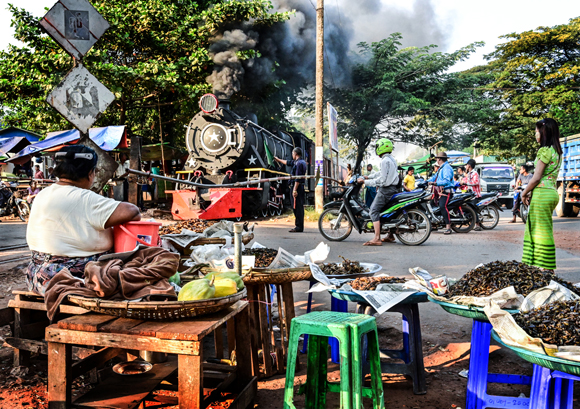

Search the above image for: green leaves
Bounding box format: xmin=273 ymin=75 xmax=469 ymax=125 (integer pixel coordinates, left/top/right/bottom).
xmin=323 ymin=34 xmax=484 ymax=169
xmin=0 ymin=0 xmax=287 ymax=146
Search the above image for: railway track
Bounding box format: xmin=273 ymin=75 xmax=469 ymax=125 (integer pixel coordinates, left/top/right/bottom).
xmin=0 ymin=244 xmax=30 ymax=266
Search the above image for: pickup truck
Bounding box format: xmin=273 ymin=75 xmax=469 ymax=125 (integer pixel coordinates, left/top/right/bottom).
xmin=557 ymin=133 xmax=580 ymax=217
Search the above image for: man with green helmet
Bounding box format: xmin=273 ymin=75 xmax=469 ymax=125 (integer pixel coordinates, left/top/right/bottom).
xmin=357 ymin=138 xmax=399 ymax=246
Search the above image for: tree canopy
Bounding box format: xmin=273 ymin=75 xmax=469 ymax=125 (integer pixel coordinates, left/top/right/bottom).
xmin=0 ymin=0 xmax=290 ymax=144
xmin=471 ymin=17 xmax=580 ymax=159
xmin=322 ymin=34 xmax=485 ymax=170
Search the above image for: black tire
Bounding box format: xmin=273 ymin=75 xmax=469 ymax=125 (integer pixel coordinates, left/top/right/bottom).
xmin=395 ymin=209 xmax=432 ymax=246
xmin=318 ymin=208 xmax=353 ymax=241
xmin=450 ymin=205 xmax=477 ymax=233
xmin=556 ymin=183 xmax=579 ymax=217
xmin=520 ymin=203 xmax=529 ymax=224
xmin=479 ymin=205 xmax=499 ymax=230
xmin=16 ymin=202 xmax=30 ymax=222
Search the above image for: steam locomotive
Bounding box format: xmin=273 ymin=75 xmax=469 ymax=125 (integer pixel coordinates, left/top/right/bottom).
xmin=170 ymin=94 xmax=314 ymax=220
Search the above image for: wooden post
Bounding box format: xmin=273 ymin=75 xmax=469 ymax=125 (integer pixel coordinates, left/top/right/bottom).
xmin=178 ymin=350 xmax=203 ymax=409
xmin=314 ymin=0 xmax=324 ymax=211
xmin=128 ymin=135 xmax=141 ymax=206
xmin=48 ymin=342 xmax=72 ymax=409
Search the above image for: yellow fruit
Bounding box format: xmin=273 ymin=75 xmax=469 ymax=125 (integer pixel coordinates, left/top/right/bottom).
xmin=205 ymin=271 xmax=245 ymax=290
xmin=178 ymin=278 xmax=215 ymax=301
xmin=214 ymin=278 xmax=238 ymax=298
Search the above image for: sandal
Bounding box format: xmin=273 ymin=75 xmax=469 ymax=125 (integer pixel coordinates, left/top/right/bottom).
xmin=363 ymin=241 xmax=382 ymax=246
xmin=444 ymin=229 xmax=452 ymax=235
xmin=381 ymin=237 xmax=396 ymax=243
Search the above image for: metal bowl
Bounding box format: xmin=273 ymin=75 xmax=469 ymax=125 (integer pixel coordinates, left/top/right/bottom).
xmin=112 ymin=361 xmax=153 ymax=376
xmin=323 ymin=262 xmax=383 ymax=279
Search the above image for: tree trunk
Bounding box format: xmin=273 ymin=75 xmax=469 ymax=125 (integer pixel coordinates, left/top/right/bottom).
xmin=78 ymin=133 xmax=118 ymax=193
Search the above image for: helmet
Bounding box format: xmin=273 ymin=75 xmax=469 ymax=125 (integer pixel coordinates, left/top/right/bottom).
xmin=375 ymin=138 xmax=394 ymax=156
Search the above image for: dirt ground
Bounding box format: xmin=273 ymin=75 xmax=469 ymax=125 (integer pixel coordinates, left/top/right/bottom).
xmin=0 ymin=215 xmax=579 ymax=408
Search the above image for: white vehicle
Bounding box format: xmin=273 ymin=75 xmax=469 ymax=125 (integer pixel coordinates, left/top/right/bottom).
xmin=474 ymin=163 xmax=515 ymax=209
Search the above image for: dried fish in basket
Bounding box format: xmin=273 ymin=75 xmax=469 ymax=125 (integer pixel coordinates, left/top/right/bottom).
xmin=160 ymin=220 xmax=218 ymax=235
xmin=515 ymin=300 xmax=580 ymax=346
xmin=321 ymin=256 xmax=365 ymax=276
xmin=446 ymin=260 xmax=577 ymax=298
xmin=242 ymin=248 xmax=278 ymax=268
xmin=350 ymin=276 xmax=406 ymax=291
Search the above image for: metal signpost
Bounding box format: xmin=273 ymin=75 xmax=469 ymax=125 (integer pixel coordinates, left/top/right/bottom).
xmin=42 ymin=0 xmax=114 ymax=133
xmin=40 ymin=0 xmax=110 ymax=61
xmin=41 ymin=0 xmax=117 ymax=192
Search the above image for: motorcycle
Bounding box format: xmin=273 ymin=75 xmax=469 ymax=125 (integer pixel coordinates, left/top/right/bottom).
xmin=318 ymin=178 xmax=432 ymax=246
xmin=0 ymin=182 xmax=30 ymax=222
xmin=466 ymin=192 xmax=503 ymax=230
xmin=513 ymin=185 xmax=529 ymax=223
xmin=415 ymin=181 xmax=478 ymax=233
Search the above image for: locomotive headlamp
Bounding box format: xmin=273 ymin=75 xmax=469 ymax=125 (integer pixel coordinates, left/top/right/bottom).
xmin=199 ymin=93 xmax=219 ymax=114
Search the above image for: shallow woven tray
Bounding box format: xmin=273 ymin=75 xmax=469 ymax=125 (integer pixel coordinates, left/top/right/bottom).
xmin=491 ymin=330 xmax=580 ymax=376
xmin=67 ymin=288 xmax=247 ymax=320
xmin=428 ymin=297 xmax=520 ymax=321
xmin=197 ymin=266 xmax=312 ymax=285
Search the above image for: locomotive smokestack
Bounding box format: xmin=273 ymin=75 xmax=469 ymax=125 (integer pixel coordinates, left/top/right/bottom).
xmin=219 ymin=99 xmax=231 ymax=110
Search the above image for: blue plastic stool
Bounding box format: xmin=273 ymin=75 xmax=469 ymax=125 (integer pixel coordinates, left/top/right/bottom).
xmin=529 ymin=366 xmax=577 ymax=409
xmin=355 ymin=302 xmax=426 ymax=395
xmin=467 ymin=319 xmax=533 ymax=409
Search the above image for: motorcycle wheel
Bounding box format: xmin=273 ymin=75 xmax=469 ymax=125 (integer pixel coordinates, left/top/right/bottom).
xmin=479 ymin=205 xmax=499 ymax=230
xmin=520 ymin=203 xmax=529 ymax=224
xmin=17 ymin=202 xmax=30 ymax=222
xmin=451 ymin=205 xmax=477 ymax=233
xmin=395 ymin=209 xmax=432 ymax=246
xmin=318 ymin=208 xmax=352 ymax=241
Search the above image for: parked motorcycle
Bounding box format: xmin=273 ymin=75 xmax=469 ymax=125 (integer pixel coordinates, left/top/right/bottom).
xmin=318 ymin=178 xmax=432 ymax=245
xmin=513 ymin=185 xmax=529 ymax=223
xmin=466 ymin=192 xmax=502 ymax=230
xmin=415 ymin=181 xmax=478 ymax=233
xmin=0 ymin=182 xmax=30 ymax=222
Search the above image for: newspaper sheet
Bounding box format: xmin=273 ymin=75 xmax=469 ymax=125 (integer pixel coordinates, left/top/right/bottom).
xmin=308 ymin=264 xmax=417 ymax=314
xmin=408 ymin=267 xmax=524 ymax=309
xmin=484 ymin=281 xmax=580 ymax=362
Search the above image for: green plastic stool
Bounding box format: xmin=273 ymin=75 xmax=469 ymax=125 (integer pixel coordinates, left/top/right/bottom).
xmin=284 ymin=311 xmax=385 ymax=409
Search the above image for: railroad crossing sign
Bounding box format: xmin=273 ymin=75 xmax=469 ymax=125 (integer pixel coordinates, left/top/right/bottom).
xmin=40 ymin=0 xmax=110 ymax=60
xmin=46 ymin=64 xmax=115 ymax=133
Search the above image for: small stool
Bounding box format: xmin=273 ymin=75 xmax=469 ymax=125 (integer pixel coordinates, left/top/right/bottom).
xmin=356 ymin=302 xmax=426 ymax=395
xmin=284 ymin=311 xmax=385 ymax=409
xmin=467 ymin=319 xmax=533 ymax=409
xmin=529 ymin=366 xmax=578 ymax=409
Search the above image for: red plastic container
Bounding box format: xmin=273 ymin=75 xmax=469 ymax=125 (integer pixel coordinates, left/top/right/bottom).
xmin=113 ymin=221 xmax=162 ymax=253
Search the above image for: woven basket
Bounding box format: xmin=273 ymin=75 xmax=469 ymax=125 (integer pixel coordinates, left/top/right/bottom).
xmin=194 ymin=266 xmax=312 ymax=285
xmin=67 ymin=288 xmax=247 ymax=320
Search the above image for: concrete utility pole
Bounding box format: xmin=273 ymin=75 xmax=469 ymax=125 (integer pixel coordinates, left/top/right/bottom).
xmin=314 ymin=0 xmax=324 ymax=212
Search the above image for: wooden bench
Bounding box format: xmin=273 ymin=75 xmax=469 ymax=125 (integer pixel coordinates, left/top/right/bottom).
xmin=46 ymin=300 xmax=257 ymax=409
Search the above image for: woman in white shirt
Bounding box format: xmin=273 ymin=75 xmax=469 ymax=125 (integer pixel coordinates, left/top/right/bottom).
xmin=26 ymin=145 xmax=140 ymax=295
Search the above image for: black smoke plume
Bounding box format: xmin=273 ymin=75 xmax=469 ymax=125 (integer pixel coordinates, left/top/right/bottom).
xmin=207 ymin=0 xmax=448 ymax=99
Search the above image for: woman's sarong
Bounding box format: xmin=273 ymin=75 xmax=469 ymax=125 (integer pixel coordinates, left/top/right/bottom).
xmin=522 ymin=188 xmax=559 ymax=270
xmin=26 ymin=251 xmax=104 ymax=296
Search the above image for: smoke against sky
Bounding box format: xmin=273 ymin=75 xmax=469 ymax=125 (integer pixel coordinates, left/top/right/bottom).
xmin=208 ymin=0 xmax=448 ymax=98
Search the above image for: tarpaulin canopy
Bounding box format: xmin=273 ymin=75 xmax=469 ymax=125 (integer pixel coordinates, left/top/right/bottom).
xmin=8 ymin=126 xmax=127 ymax=164
xmin=0 ymin=127 xmax=42 ymax=142
xmin=0 ymin=137 xmax=31 ymax=156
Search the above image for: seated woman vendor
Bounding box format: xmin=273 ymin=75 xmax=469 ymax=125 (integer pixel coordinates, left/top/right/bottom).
xmin=26 ymin=145 xmax=141 ymax=295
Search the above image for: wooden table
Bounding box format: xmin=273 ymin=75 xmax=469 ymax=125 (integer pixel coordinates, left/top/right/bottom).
xmin=46 ymin=300 xmax=257 ymax=409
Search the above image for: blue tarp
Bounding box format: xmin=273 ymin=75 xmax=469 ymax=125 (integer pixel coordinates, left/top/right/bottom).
xmin=0 ymin=127 xmax=41 ymax=142
xmin=0 ymin=137 xmax=31 ymax=156
xmin=8 ymin=126 xmax=126 ymax=163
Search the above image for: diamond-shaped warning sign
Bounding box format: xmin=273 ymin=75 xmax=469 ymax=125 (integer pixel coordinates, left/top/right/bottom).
xmin=46 ymin=64 xmax=115 ymax=133
xmin=40 ymin=0 xmax=109 ymax=60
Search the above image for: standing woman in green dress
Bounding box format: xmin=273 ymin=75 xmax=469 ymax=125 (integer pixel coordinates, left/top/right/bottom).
xmin=521 ymin=118 xmax=563 ymax=270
